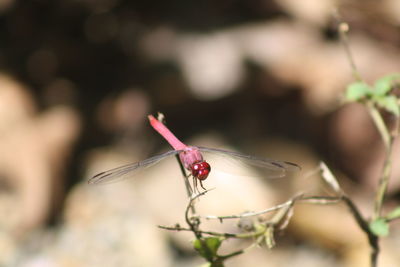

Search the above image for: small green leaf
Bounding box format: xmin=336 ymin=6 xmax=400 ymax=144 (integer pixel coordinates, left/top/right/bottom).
xmin=373 ymin=73 xmax=400 ymax=96
xmin=386 ymin=206 xmax=400 ymax=221
xmin=345 ymin=82 xmax=371 ymax=101
xmin=193 ymin=237 xmax=222 ymax=261
xmin=373 ymin=95 xmax=400 ymax=116
xmin=205 ymin=237 xmax=222 ymax=253
xmin=369 ymin=218 xmax=389 ymax=237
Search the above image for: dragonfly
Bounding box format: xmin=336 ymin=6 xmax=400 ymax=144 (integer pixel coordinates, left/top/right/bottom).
xmin=88 ymin=115 xmax=300 ymax=190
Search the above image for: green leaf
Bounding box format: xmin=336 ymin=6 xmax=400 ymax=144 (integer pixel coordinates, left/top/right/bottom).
xmin=373 ymin=73 xmax=400 ymax=96
xmin=193 ymin=237 xmax=222 ymax=261
xmin=345 ymin=82 xmax=371 ymax=101
xmin=373 ymin=95 xmax=400 ymax=116
xmin=369 ymin=218 xmax=389 ymax=237
xmin=205 ymin=237 xmax=222 ymax=253
xmin=386 ymin=206 xmax=400 ymax=220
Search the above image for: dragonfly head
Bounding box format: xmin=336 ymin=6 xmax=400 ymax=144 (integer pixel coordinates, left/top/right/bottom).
xmin=190 ymin=161 xmax=211 ymax=180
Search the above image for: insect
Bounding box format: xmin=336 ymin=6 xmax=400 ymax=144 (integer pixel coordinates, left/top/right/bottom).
xmin=89 ymin=115 xmax=300 ymax=191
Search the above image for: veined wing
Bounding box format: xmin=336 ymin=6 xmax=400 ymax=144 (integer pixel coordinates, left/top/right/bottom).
xmin=88 ymin=149 xmax=182 ymax=185
xmin=196 ymin=146 xmax=300 ymax=178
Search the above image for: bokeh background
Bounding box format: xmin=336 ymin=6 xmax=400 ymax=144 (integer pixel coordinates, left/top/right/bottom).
xmin=1 ymin=0 xmax=400 ymax=266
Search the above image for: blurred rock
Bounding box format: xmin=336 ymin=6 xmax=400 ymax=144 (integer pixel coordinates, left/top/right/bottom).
xmin=176 ymin=33 xmax=244 ymax=100
xmin=141 ymin=19 xmax=400 ymax=114
xmin=384 ymin=0 xmax=400 ymax=25
xmin=276 ymin=0 xmax=336 ymax=25
xmin=0 ymin=75 xmax=35 ymax=133
xmin=235 ymin=21 xmax=400 ymax=114
xmin=0 ymin=74 xmax=80 ymax=236
xmin=97 ymin=89 xmax=150 ymax=133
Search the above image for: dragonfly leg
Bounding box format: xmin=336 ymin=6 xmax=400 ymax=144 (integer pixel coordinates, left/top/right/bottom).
xmin=199 ymin=180 xmax=207 ymax=191
xmin=192 ymin=176 xmax=199 ymax=194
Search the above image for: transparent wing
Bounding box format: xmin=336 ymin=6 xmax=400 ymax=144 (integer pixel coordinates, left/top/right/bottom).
xmin=197 ymin=146 xmax=300 ymax=178
xmin=88 ymin=149 xmax=182 ymax=185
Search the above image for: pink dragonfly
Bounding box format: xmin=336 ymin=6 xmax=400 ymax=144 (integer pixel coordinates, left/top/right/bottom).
xmin=89 ymin=115 xmax=300 ymax=190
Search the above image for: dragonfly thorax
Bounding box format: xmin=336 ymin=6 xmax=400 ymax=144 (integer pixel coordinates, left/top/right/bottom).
xmin=179 ymin=147 xmax=211 ymax=180
xmin=190 ymin=161 xmax=211 ymax=180
xmin=179 ymin=146 xmax=203 ymax=169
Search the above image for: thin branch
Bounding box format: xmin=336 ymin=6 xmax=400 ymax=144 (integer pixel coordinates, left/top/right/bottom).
xmin=158 ymin=223 xmax=267 ymax=240
xmin=204 ymin=194 xmax=340 ymax=221
xmin=204 ymin=196 xmax=301 ymax=220
xmin=367 ymin=103 xmax=391 ymax=150
xmin=185 ymin=189 xmax=211 ymax=239
xmin=175 ymin=154 xmax=193 ymax=197
xmin=386 ymin=215 xmax=400 ymax=223
xmin=335 ymin=12 xmax=393 ymax=224
xmin=342 ymin=196 xmax=379 ymax=267
xmin=158 ymin=225 xmax=238 ymax=238
xmin=316 ymin=160 xmax=379 ymax=266
xmin=299 ymin=196 xmax=342 ymax=204
xmin=335 ymin=19 xmax=362 ymax=81
xmin=373 ymin=141 xmax=393 ymax=219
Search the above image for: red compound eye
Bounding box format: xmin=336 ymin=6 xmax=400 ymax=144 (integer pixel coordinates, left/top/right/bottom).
xmin=190 ymin=161 xmax=211 ymax=180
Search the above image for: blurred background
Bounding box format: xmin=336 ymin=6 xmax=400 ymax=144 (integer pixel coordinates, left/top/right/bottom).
xmin=1 ymin=0 xmax=400 ymax=266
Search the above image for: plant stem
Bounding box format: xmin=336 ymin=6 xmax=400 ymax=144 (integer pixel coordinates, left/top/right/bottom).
xmin=337 ymin=21 xmax=362 ymax=81
xmin=342 ymin=196 xmax=379 ymax=267
xmin=365 ymin=102 xmax=393 ymax=220
xmin=365 ymin=101 xmax=394 ymax=220
xmin=175 ymin=154 xmax=193 ymax=197
xmin=336 ymin=15 xmax=395 ymax=266
xmin=367 ymin=103 xmax=391 ymax=150
xmin=373 ymin=140 xmax=393 ymax=219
